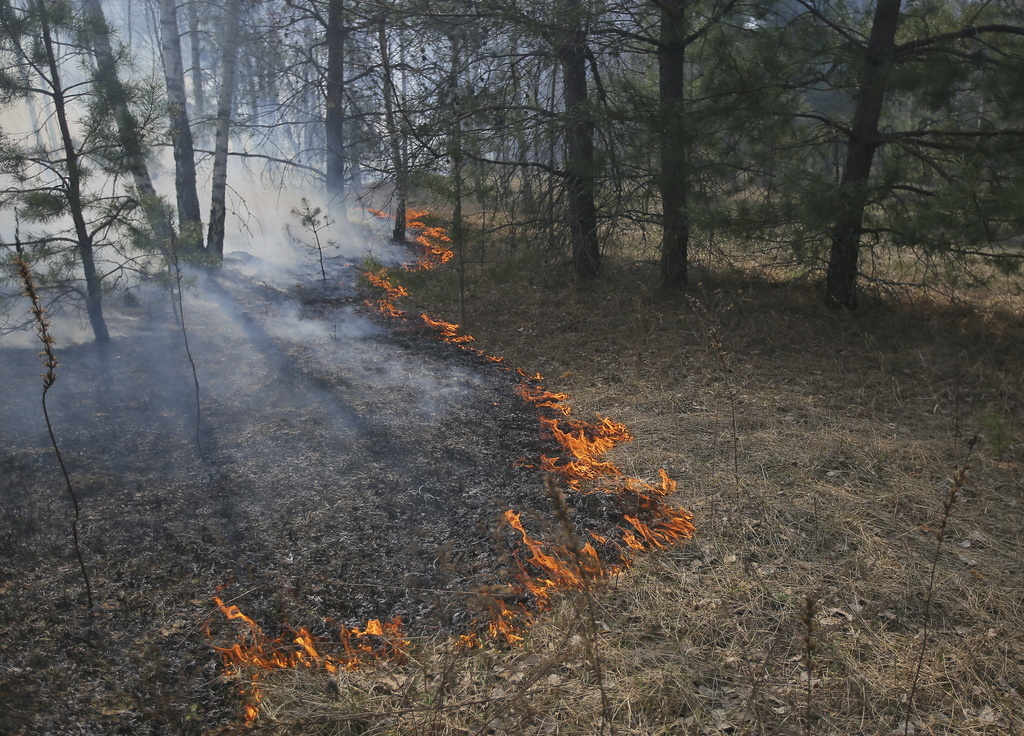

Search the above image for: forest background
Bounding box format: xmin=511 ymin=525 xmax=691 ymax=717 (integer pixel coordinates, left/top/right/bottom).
xmin=1 ymin=0 xmax=1023 ymax=334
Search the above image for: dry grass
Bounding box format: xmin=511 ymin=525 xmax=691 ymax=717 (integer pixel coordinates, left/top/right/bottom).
xmin=243 ymin=244 xmax=1023 ymax=736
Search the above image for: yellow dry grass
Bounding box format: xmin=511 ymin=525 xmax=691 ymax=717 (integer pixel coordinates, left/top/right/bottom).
xmin=235 ymin=244 xmax=1023 ymax=736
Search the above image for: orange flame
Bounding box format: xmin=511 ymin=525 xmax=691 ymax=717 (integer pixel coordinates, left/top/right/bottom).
xmin=210 ymin=596 xmax=407 ymax=723
xmin=355 ymin=205 xmax=694 ymax=638
xmin=211 ymin=206 xmax=693 ymax=724
xmin=420 ymin=314 xmax=475 ymax=344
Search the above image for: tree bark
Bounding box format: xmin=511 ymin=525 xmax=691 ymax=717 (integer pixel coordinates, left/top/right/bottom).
xmin=160 ymin=0 xmax=204 ymax=249
xmin=207 ymin=0 xmax=240 ymax=259
xmin=377 ymin=15 xmax=407 ymax=242
xmin=825 ymin=0 xmax=902 ymax=309
xmin=325 ymin=0 xmax=348 ymax=216
xmin=80 ymin=0 xmax=173 ymax=247
xmin=449 ymin=31 xmax=466 ymax=324
xmin=39 ymin=0 xmax=109 ymax=342
xmin=658 ymin=0 xmax=689 ymax=287
xmin=559 ymin=0 xmax=600 ymax=279
xmin=186 ymin=0 xmax=204 ymax=120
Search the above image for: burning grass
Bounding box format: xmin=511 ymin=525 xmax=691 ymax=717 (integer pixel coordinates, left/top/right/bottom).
xmin=197 ymin=208 xmax=699 ymax=726
xmin=2 ymin=226 xmax=639 ymax=733
xmin=211 ymin=596 xmax=408 ymax=724
xmin=356 ymin=209 xmax=694 ymax=597
xmin=245 ymin=226 xmax=1024 ymax=734
xmin=4 ymin=204 xmax=1021 ymax=733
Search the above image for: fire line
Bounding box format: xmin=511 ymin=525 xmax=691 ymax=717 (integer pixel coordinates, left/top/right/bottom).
xmin=210 ymin=206 xmax=694 ymax=724
xmin=359 ymin=206 xmax=694 ymax=622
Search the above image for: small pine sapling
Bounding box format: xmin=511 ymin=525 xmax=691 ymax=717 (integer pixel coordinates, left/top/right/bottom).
xmin=289 ymin=198 xmax=337 ymax=284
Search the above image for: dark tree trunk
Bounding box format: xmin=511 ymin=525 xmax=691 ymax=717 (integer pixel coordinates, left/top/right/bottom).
xmin=39 ymin=1 xmax=109 ymax=342
xmin=160 ymin=0 xmax=204 ymax=249
xmin=377 ymin=16 xmax=407 ymax=242
xmin=559 ymin=0 xmax=600 ymax=279
xmin=658 ymin=0 xmax=689 ymax=287
xmin=325 ymin=0 xmax=348 ymax=216
xmin=449 ymin=32 xmax=466 ymax=324
xmin=80 ymin=0 xmax=173 ymax=246
xmin=825 ymin=0 xmax=902 ymax=309
xmin=207 ymin=0 xmax=240 ymax=259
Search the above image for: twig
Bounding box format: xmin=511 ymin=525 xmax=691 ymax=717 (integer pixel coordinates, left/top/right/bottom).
xmin=801 ymin=594 xmax=819 ymax=736
xmin=165 ymin=218 xmax=203 ymax=455
xmin=545 ymin=475 xmax=615 ymax=736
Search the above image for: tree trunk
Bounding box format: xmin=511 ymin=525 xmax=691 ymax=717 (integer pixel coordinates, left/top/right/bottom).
xmin=658 ymin=0 xmax=689 ymax=287
xmin=325 ymin=0 xmax=348 ymax=217
xmin=39 ymin=1 xmax=109 ymax=342
xmin=377 ymin=16 xmax=407 ymax=242
xmin=559 ymin=0 xmax=600 ymax=279
xmin=825 ymin=0 xmax=902 ymax=309
xmin=207 ymin=0 xmax=240 ymax=259
xmin=160 ymin=0 xmax=204 ymax=249
xmin=186 ymin=0 xmax=204 ymax=120
xmin=449 ymin=32 xmax=466 ymax=324
xmin=80 ymin=0 xmax=173 ymax=247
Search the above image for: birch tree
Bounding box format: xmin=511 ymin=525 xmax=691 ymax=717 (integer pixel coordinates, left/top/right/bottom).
xmin=207 ymin=0 xmax=240 ymax=258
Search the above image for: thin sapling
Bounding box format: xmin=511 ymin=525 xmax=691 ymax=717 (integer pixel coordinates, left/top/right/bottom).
xmin=289 ymin=198 xmax=337 ymax=284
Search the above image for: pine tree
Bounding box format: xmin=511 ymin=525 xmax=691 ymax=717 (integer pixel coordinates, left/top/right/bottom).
xmin=1 ymin=0 xmax=164 ymax=341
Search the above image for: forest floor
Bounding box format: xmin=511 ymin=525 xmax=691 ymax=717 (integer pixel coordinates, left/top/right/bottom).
xmin=2 ymin=223 xmax=1022 ymax=735
xmin=0 ymin=231 xmax=680 ymax=735
xmin=247 ymin=242 xmax=1024 ymax=735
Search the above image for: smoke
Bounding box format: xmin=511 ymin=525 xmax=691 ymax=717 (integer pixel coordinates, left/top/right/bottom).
xmin=1 ymin=216 xmax=492 ymax=505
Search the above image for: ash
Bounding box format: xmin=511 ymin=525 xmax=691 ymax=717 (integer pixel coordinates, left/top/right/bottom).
xmin=0 ymin=243 xmax=599 ymax=735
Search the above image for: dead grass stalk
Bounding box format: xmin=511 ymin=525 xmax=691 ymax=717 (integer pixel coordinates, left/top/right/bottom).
xmin=13 ymin=236 xmax=93 ymax=609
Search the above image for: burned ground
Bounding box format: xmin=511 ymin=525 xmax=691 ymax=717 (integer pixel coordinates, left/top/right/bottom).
xmin=0 ymin=246 xmax=628 ymax=735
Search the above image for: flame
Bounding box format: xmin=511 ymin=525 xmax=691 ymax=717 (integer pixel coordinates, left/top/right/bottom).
xmin=361 ymin=265 xmax=410 ymax=320
xmin=420 ymin=314 xmax=475 ymax=344
xmin=514 ymin=375 xmax=694 ymax=553
xmin=355 ymin=206 xmax=694 ymax=633
xmin=407 ymin=209 xmax=455 ymax=268
xmin=502 ymin=510 xmax=606 ymax=604
xmin=360 ymin=208 xmax=464 ymax=334
xmin=209 ymin=207 xmax=694 ymax=725
xmin=358 ymin=205 xmax=694 ymax=628
xmin=210 ymin=596 xmax=407 ymax=723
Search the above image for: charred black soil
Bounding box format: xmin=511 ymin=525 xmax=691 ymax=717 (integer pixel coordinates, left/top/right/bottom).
xmin=0 ymin=247 xmax=625 ymax=735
